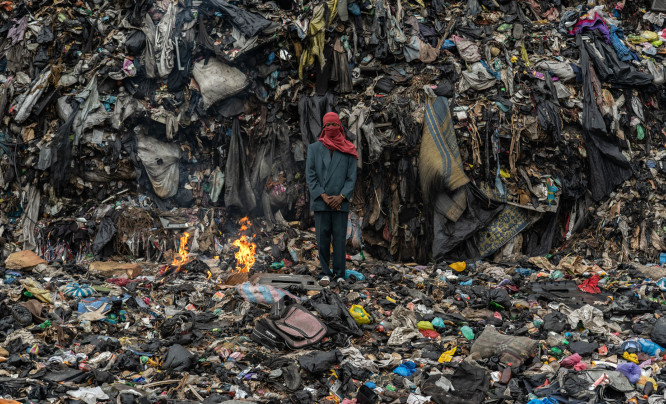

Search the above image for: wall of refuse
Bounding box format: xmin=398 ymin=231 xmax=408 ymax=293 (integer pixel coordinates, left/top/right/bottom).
xmin=0 ymin=0 xmax=665 ymax=265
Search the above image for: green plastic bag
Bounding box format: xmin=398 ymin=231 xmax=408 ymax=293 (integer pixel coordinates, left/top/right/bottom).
xmin=417 ymin=321 xmax=435 ymax=330
xmin=349 ymin=305 xmax=372 ymax=324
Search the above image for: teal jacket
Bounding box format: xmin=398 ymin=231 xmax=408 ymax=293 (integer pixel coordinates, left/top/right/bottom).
xmin=306 ymin=141 xmax=357 ymax=212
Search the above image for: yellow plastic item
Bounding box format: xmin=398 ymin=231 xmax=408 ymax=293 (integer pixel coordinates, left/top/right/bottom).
xmin=417 ymin=321 xmax=435 ymax=331
xmin=500 ymin=169 xmax=511 ymax=178
xmin=653 ymin=39 xmax=663 ymax=47
xmin=19 ymin=278 xmax=52 ymax=303
xmin=438 ymin=347 xmax=457 ymax=363
xmin=622 ymin=351 xmax=639 ymax=364
xmin=386 ymin=296 xmax=397 ymax=304
xmin=449 ymin=262 xmax=467 ymax=272
xmin=642 ymin=31 xmax=659 ymax=42
xmin=349 ymin=305 xmax=372 ymax=325
xmin=636 ymin=375 xmax=657 ymax=391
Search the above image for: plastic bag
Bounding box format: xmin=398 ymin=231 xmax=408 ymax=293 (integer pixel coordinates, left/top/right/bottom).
xmin=137 ymin=135 xmax=181 ymax=199
xmin=449 ymin=262 xmax=466 ymax=272
xmin=161 ymin=344 xmax=196 ymax=371
xmin=651 ymin=317 xmax=666 ymax=347
xmin=92 ymin=217 xmax=116 ymax=256
xmin=192 ymin=58 xmax=249 ymax=109
xmin=125 ymin=30 xmax=146 ymax=56
xmin=417 ymin=321 xmax=434 ymax=330
xmin=298 ymin=350 xmax=342 ymax=374
xmin=224 ymin=119 xmax=257 ymax=211
xmin=19 ymin=279 xmax=52 ymax=304
xmin=309 ymin=289 xmax=364 ymax=337
xmin=349 ymin=305 xmax=372 ymax=325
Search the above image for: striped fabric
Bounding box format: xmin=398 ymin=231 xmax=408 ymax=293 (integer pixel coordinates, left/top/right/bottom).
xmin=236 ymin=282 xmax=298 ymax=305
xmin=62 ymin=282 xmax=95 ymax=298
xmin=419 ymin=95 xmax=469 ymax=222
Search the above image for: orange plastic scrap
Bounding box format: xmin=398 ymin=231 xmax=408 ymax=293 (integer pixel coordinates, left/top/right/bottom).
xmin=0 ymin=2 xmax=13 ymax=12
xmin=0 ymin=400 xmax=22 ymax=404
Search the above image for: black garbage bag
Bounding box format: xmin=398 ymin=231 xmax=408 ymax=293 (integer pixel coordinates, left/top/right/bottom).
xmin=206 ymin=0 xmax=272 ymax=38
xmin=162 ymin=344 xmax=197 ymax=372
xmin=569 ymin=340 xmax=599 ymax=357
xmin=92 ymin=369 xmax=115 ymax=385
xmin=489 ymin=288 xmax=511 ymax=310
xmin=433 ymin=183 xmax=504 ymax=259
xmin=356 ymin=384 xmax=379 ymax=404
xmin=307 ymin=289 xmax=363 ymax=338
xmin=422 ymin=361 xmax=489 ymax=404
xmin=298 ymin=350 xmax=342 ymax=374
xmin=224 ymin=118 xmax=257 ymax=211
xmin=543 ymin=311 xmax=569 ymax=333
xmin=125 ymin=30 xmax=146 ymax=56
xmin=433 ymin=79 xmax=455 ymax=98
xmin=113 ymin=352 xmax=142 ymax=372
xmin=338 ymin=363 xmax=372 ymax=398
xmin=92 ymin=217 xmax=116 ymax=256
xmin=651 ymin=317 xmax=666 ymax=347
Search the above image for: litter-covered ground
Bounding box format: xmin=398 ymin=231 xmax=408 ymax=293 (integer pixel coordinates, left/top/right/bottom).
xmin=6 ymin=0 xmax=666 ymax=403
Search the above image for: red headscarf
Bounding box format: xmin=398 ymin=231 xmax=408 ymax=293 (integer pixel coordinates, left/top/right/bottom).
xmin=319 ymin=112 xmax=358 ymax=159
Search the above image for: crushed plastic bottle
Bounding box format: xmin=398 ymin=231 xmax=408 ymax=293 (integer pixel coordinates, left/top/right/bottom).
xmin=460 ymin=326 xmax=474 ymax=340
xmin=639 ymin=338 xmax=664 ymax=356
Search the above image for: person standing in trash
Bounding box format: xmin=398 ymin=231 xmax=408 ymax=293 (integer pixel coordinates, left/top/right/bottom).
xmin=306 ymin=112 xmax=358 ymax=286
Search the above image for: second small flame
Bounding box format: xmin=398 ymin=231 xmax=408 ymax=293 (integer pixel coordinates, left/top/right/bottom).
xmin=172 ymin=232 xmax=190 ymax=270
xmin=233 ymin=217 xmax=256 ymax=273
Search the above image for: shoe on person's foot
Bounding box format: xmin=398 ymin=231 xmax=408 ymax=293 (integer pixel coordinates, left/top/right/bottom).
xmin=319 ymin=276 xmax=330 ymax=287
xmin=335 ymin=277 xmax=346 ymax=285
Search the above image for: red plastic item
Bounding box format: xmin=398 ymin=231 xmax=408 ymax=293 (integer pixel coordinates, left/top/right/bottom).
xmin=578 ymin=274 xmax=601 ymax=294
xmin=419 ymin=329 xmax=440 ymax=339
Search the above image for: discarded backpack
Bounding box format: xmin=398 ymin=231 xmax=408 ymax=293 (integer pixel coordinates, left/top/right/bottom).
xmin=251 ymin=318 xmax=286 ymax=350
xmin=272 ymin=300 xmax=327 ymax=349
xmin=251 ymin=297 xmax=327 ymax=350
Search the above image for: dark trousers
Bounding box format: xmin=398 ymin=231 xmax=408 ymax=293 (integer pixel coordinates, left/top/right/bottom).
xmin=314 ymin=210 xmax=348 ymax=279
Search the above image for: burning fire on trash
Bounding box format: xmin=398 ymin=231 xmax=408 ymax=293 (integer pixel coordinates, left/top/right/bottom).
xmin=232 ymin=217 xmax=256 ymax=273
xmin=158 ymin=232 xmax=191 ymax=281
xmin=172 ymin=232 xmax=190 ymax=270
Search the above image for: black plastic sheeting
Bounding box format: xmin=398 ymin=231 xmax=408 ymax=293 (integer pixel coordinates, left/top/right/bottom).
xmin=576 ymin=34 xmax=633 ymax=202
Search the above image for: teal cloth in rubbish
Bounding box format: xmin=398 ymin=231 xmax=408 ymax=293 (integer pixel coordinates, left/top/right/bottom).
xmin=345 ymin=269 xmax=365 ymax=281
xmin=432 ymin=317 xmax=445 ymax=328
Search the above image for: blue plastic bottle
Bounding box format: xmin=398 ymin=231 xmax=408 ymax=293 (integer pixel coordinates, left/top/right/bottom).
xmin=638 ymin=338 xmax=665 ymax=356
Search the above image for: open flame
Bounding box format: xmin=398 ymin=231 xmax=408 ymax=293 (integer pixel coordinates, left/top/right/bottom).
xmin=172 ymin=232 xmax=190 ymax=269
xmin=232 ymin=217 xmax=256 ymax=273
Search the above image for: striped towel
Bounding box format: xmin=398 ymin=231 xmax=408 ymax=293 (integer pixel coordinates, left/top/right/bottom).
xmin=236 ymin=282 xmax=298 ymax=305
